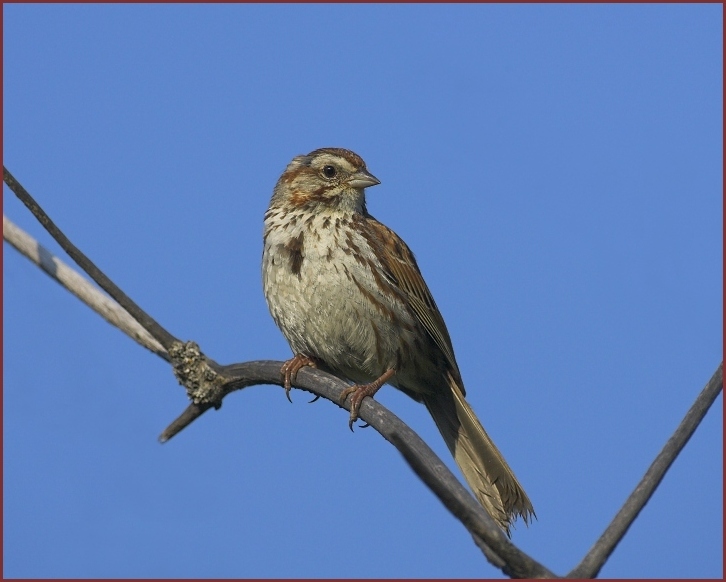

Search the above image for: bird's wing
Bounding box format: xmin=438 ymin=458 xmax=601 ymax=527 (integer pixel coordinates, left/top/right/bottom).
xmin=355 ymin=215 xmax=462 ymax=382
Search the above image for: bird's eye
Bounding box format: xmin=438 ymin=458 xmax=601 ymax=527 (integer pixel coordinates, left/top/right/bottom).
xmin=322 ymin=165 xmax=337 ymax=179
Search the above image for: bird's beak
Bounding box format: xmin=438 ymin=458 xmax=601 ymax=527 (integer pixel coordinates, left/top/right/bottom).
xmin=347 ymin=169 xmax=380 ymax=189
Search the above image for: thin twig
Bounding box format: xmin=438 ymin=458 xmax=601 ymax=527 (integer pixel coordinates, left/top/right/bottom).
xmin=158 ymin=402 xmax=212 ymax=442
xmin=568 ymin=363 xmax=723 ymax=578
xmin=3 ymin=166 xmax=178 ymax=351
xmin=3 ymin=215 xmax=168 ymax=360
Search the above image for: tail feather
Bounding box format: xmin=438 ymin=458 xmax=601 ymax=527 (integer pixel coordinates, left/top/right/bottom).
xmin=422 ymin=373 xmax=534 ymax=534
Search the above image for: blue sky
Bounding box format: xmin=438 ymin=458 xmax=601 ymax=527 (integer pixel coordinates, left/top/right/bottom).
xmin=3 ymin=4 xmax=722 ymax=578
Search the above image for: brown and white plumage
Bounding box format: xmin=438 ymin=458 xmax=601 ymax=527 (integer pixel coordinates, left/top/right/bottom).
xmin=262 ymin=147 xmax=534 ymax=533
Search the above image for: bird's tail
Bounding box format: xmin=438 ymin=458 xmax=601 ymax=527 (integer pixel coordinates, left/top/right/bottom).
xmin=422 ymin=374 xmax=534 ymax=535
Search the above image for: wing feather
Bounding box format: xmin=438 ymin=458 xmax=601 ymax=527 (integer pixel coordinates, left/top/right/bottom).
xmin=355 ymin=215 xmax=461 ymax=381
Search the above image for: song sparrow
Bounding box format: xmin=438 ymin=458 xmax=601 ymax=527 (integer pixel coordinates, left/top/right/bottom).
xmin=262 ymin=147 xmax=534 ymax=533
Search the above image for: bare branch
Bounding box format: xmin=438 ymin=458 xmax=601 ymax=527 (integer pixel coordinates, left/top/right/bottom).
xmin=3 ymin=166 xmax=178 ymax=351
xmin=158 ymin=402 xmax=212 ymax=442
xmin=3 ymin=215 xmax=168 ymax=360
xmin=568 ymin=363 xmax=723 ymax=578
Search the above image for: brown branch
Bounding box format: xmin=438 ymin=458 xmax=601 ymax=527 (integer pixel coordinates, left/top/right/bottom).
xmin=3 ymin=166 xmax=178 ymax=351
xmin=3 ymin=215 xmax=168 ymax=360
xmin=568 ymin=362 xmax=723 ymax=578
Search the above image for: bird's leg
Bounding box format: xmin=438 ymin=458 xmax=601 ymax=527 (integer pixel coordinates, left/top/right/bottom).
xmin=280 ymin=354 xmax=318 ymax=402
xmin=339 ymin=368 xmax=396 ymax=430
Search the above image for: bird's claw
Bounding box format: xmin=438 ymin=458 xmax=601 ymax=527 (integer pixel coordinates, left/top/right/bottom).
xmin=339 ymin=384 xmax=366 ymax=430
xmin=339 ymin=369 xmax=395 ymax=430
xmin=280 ymin=354 xmax=318 ymax=402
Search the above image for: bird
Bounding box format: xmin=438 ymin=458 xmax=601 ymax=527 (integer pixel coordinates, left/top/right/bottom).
xmin=262 ymin=147 xmax=534 ymax=533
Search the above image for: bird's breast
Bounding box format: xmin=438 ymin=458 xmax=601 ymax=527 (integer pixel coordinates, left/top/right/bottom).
xmin=262 ymin=211 xmax=421 ymax=383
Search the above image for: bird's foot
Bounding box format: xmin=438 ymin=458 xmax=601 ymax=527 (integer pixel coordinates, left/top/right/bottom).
xmin=339 ymin=368 xmax=395 ymax=430
xmin=280 ymin=354 xmax=318 ymax=402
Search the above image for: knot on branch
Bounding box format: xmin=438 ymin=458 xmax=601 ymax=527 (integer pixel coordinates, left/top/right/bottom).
xmin=169 ymin=341 xmax=225 ymax=408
